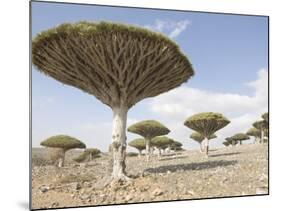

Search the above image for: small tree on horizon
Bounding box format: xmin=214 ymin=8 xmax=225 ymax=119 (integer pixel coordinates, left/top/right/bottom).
xmin=225 ymin=137 xmax=238 ymax=146
xmin=151 ymin=136 xmax=174 ymax=157
xmin=128 ymin=120 xmax=170 ymax=161
xmin=230 ymin=133 xmax=250 ymax=145
xmin=246 ymin=127 xmax=261 ymax=144
xmin=32 ymin=22 xmax=194 ymax=181
xmin=128 ymin=138 xmax=146 ymax=157
xmin=190 ymin=132 xmax=216 ymax=153
xmin=74 ymin=148 xmax=101 ymax=163
xmin=41 ymin=135 xmax=86 ymax=167
xmin=184 ymin=112 xmax=230 ymax=157
xmin=253 ymin=120 xmax=267 ymax=144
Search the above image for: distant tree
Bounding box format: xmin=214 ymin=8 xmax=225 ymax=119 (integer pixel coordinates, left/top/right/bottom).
xmin=126 ymin=152 xmax=139 ymax=157
xmin=128 ymin=120 xmax=170 ymax=161
xmin=32 ymin=21 xmax=194 ymax=181
xmin=262 ymin=112 xmax=269 ymax=123
xmin=128 ymin=138 xmax=146 ymax=157
xmin=184 ymin=112 xmax=230 ymax=156
xmin=222 ymin=141 xmax=230 ymax=147
xmin=41 ymin=135 xmax=86 ymax=167
xmin=231 ymin=133 xmax=250 ymax=145
xmin=225 ymin=137 xmax=237 ymax=146
xmin=190 ymin=132 xmax=216 ymax=152
xmin=74 ymin=148 xmax=101 ymax=163
xmin=151 ymin=136 xmax=174 ymax=157
xmin=170 ymin=140 xmax=183 ymax=151
xmin=253 ymin=120 xmax=267 ymax=143
xmin=246 ymin=128 xmax=261 ymax=144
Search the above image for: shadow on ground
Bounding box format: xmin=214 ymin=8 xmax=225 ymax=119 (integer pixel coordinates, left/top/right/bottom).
xmin=209 ymin=152 xmax=241 ymax=158
xmin=145 ymin=160 xmax=238 ymax=174
xmin=159 ymin=155 xmax=189 ymax=161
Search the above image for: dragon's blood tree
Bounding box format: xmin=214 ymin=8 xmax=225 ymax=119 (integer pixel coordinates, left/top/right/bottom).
xmin=246 ymin=127 xmax=261 ymax=144
xmin=253 ymin=120 xmax=267 ymax=144
xmin=151 ymin=136 xmax=174 ymax=157
xmin=184 ymin=112 xmax=230 ymax=157
xmin=32 ymin=22 xmax=194 ymax=180
xmin=190 ymin=132 xmax=216 ymax=153
xmin=74 ymin=148 xmax=101 ymax=163
xmin=41 ymin=135 xmax=86 ymax=167
xmin=128 ymin=120 xmax=170 ymax=161
xmin=170 ymin=140 xmax=183 ymax=152
xmin=128 ymin=138 xmax=146 ymax=157
xmin=230 ymin=133 xmax=250 ymax=145
xmin=225 ymin=137 xmax=237 ymax=146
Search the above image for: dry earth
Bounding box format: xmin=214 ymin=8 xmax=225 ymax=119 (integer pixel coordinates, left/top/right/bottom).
xmin=31 ymin=144 xmax=268 ymax=210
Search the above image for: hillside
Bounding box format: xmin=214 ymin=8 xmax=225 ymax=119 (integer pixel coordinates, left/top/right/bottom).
xmin=31 ymin=144 xmax=268 ymax=209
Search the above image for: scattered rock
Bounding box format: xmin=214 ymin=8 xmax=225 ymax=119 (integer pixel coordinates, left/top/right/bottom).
xmin=39 ymin=186 xmax=50 ymax=193
xmin=152 ymin=188 xmax=163 ymax=196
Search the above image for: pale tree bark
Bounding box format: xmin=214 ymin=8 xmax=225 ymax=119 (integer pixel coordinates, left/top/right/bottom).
xmin=145 ymin=138 xmax=151 ymax=162
xmin=158 ymin=148 xmax=162 ymax=158
xmin=204 ymin=138 xmax=209 ymax=157
xmin=232 ymin=140 xmax=236 ymax=146
xmin=239 ymin=141 xmax=242 ymax=145
xmin=57 ymin=149 xmax=66 ymax=168
xmin=167 ymin=145 xmax=171 ymax=154
xmin=261 ymin=129 xmax=264 ymax=144
xmin=199 ymin=141 xmax=204 ymax=153
xmin=110 ymin=107 xmax=129 ymax=180
xmin=138 ymin=150 xmax=142 ymax=158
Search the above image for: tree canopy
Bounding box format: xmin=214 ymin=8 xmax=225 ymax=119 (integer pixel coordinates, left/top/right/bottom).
xmin=184 ymin=112 xmax=230 ymax=138
xmin=40 ymin=135 xmax=86 ymax=150
xmin=246 ymin=128 xmax=261 ymax=137
xmin=231 ymin=133 xmax=250 ymax=141
xmin=127 ymin=120 xmax=170 ymax=138
xmin=151 ymin=136 xmax=174 ymax=149
xmin=253 ymin=120 xmax=267 ymax=130
xmin=190 ymin=132 xmax=204 ymax=142
xmin=32 ymin=21 xmax=194 ymax=109
xmin=262 ymin=112 xmax=268 ymax=123
xmin=128 ymin=138 xmax=146 ymax=151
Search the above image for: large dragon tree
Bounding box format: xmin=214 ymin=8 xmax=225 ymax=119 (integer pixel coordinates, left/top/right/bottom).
xmin=190 ymin=132 xmax=216 ymax=153
xmin=230 ymin=133 xmax=250 ymax=145
xmin=128 ymin=120 xmax=170 ymax=161
xmin=32 ymin=22 xmax=194 ymax=180
xmin=184 ymin=112 xmax=230 ymax=156
xmin=40 ymin=135 xmax=86 ymax=167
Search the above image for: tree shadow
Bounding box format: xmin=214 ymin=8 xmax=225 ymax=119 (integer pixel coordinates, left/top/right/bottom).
xmin=159 ymin=155 xmax=189 ymax=161
xmin=209 ymin=152 xmax=241 ymax=158
xmin=145 ymin=160 xmax=238 ymax=174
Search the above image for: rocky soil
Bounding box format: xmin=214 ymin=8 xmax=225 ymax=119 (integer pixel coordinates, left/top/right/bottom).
xmin=31 ymin=144 xmax=268 ymax=209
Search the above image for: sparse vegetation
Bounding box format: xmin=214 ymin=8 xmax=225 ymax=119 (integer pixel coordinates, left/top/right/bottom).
xmin=184 ymin=112 xmax=230 ymax=156
xmin=128 ymin=120 xmax=170 ymax=161
xmin=40 ymin=135 xmax=86 ymax=167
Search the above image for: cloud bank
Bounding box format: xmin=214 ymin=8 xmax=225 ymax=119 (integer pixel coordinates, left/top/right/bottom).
xmin=146 ymin=68 xmax=268 ymax=149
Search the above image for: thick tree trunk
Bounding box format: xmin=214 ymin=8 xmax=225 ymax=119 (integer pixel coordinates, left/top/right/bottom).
xmin=232 ymin=140 xmax=236 ymax=146
xmin=158 ymin=148 xmax=161 ymax=158
xmin=57 ymin=150 xmax=66 ymax=168
xmin=204 ymin=138 xmax=209 ymax=157
xmin=138 ymin=150 xmax=142 ymax=158
xmin=199 ymin=142 xmax=204 ymax=153
xmin=145 ymin=138 xmax=151 ymax=162
xmin=111 ymin=106 xmax=128 ymax=180
xmin=261 ymin=129 xmax=264 ymax=144
xmin=239 ymin=141 xmax=242 ymax=145
xmin=167 ymin=145 xmax=171 ymax=154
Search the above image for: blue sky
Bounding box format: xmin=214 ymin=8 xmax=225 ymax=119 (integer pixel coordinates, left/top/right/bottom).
xmin=32 ymin=1 xmax=268 ymax=151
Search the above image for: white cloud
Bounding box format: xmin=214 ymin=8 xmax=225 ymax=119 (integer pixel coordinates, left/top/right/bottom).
xmin=144 ymin=19 xmax=190 ymax=38
xmin=146 ymin=69 xmax=268 ymax=149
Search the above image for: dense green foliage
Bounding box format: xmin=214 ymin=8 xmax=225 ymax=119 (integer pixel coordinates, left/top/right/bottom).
xmin=74 ymin=148 xmax=101 ymax=163
xmin=253 ymin=120 xmax=267 ymax=130
xmin=128 ymin=138 xmax=146 ymax=151
xmin=40 ymin=135 xmax=86 ymax=150
xmin=190 ymin=132 xmax=204 ymax=142
xmin=231 ymin=133 xmax=250 ymax=141
xmin=184 ymin=112 xmax=230 ymax=138
xmin=170 ymin=140 xmax=183 ymax=151
xmin=246 ymin=128 xmax=261 ymax=137
xmin=262 ymin=112 xmax=268 ymax=122
xmin=127 ymin=120 xmax=170 ymax=138
xmin=151 ymin=136 xmax=174 ymax=149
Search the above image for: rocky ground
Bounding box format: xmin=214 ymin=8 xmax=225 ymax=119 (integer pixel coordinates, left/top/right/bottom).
xmin=31 ymin=144 xmax=268 ymax=210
